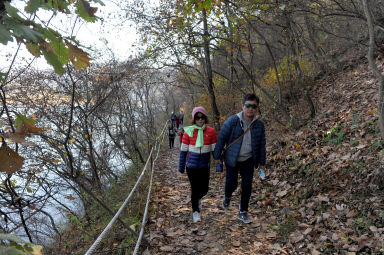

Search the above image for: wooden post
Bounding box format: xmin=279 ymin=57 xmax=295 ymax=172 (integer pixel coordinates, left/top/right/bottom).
xmin=149 ymin=143 xmax=153 ymax=170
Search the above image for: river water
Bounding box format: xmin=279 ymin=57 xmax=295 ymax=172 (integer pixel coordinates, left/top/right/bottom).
xmin=1 ymin=104 xmax=134 ymax=245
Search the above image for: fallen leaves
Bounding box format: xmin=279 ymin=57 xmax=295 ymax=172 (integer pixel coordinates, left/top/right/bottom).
xmin=262 ymin=198 xmax=274 ymax=206
xmin=367 ymin=109 xmax=377 ymax=115
xmin=316 ymin=194 xmax=330 ymax=203
xmin=303 ymin=228 xmax=312 ymax=235
xmin=276 ymin=189 xmax=288 ymax=197
xmin=346 ymin=210 xmax=359 ymax=218
xmin=159 ymin=245 xmax=173 ymax=252
xmin=290 ymin=232 xmax=304 ymax=243
xmin=165 ymin=229 xmax=184 ymax=237
xmin=232 ymin=240 xmax=241 ymax=247
xmin=255 ymin=232 xmax=276 ymax=239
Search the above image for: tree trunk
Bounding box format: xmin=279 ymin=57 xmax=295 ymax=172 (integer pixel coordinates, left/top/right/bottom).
xmin=236 ymin=58 xmax=295 ymax=127
xmin=225 ymin=1 xmax=237 ymax=112
xmin=362 ymin=0 xmax=384 ymax=139
xmin=202 ymin=8 xmax=221 ymax=130
xmin=286 ymin=15 xmax=316 ymax=119
xmin=245 ymin=18 xmax=283 ymax=104
xmin=304 ymin=15 xmax=327 ymax=75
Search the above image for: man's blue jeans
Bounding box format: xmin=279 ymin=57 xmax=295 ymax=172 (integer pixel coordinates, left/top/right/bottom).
xmin=225 ymin=157 xmax=254 ymax=212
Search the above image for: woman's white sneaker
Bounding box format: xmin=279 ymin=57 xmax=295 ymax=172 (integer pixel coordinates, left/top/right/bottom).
xmin=193 ymin=211 xmax=201 ymax=223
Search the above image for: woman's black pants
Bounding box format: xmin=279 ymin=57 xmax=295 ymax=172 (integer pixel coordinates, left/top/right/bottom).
xmin=186 ymin=167 xmax=210 ymax=212
xmin=169 ymin=137 xmax=175 ymax=148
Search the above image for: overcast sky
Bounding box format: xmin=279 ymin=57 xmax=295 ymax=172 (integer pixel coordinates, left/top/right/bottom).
xmin=0 ymin=0 xmax=139 ymax=71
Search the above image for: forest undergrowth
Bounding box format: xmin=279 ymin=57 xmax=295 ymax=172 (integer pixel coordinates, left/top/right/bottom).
xmin=43 ymin=163 xmax=153 ymax=255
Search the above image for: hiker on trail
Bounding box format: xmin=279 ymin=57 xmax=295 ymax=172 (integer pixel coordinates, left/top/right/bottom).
xmin=178 ymin=106 xmax=217 ymax=223
xmin=170 ymin=112 xmax=177 ymax=127
xmin=179 ymin=111 xmax=184 ymax=125
xmin=178 ymin=128 xmax=184 ymax=148
xmin=213 ymin=93 xmax=266 ymax=224
xmin=168 ymin=123 xmax=176 ymax=149
xmin=176 ymin=115 xmax=180 ymax=129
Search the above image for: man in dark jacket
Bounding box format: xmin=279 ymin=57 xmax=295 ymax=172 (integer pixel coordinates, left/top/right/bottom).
xmin=213 ymin=93 xmax=266 ymax=224
xmin=179 ymin=111 xmax=184 ymax=125
xmin=170 ymin=112 xmax=177 ymax=127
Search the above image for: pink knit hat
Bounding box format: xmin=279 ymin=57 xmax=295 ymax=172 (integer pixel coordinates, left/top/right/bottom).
xmin=192 ymin=106 xmax=207 ymax=119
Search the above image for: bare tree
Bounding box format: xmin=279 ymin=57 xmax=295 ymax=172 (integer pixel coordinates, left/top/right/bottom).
xmin=362 ymin=0 xmax=384 ymax=139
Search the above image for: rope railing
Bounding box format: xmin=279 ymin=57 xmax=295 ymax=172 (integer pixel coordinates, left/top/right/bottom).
xmin=133 ymin=121 xmax=168 ymax=254
xmin=84 ymin=121 xmax=169 ymax=255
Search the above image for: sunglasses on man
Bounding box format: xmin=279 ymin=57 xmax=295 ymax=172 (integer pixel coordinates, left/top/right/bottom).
xmin=244 ymin=103 xmax=258 ymax=109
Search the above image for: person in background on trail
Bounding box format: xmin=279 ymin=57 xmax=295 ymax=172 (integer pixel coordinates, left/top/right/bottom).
xmin=178 ymin=106 xmax=217 ymax=223
xmin=178 ymin=128 xmax=184 ymax=148
xmin=179 ymin=111 xmax=184 ymax=125
xmin=168 ymin=122 xmax=176 ymax=149
xmin=176 ymin=115 xmax=180 ymax=129
xmin=170 ymin=112 xmax=177 ymax=127
xmin=213 ymin=93 xmax=266 ymax=224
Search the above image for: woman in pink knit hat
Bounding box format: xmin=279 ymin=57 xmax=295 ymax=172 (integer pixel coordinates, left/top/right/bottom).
xmin=178 ymin=106 xmax=217 ymax=223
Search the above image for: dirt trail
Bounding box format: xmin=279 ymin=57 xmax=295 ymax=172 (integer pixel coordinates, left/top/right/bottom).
xmin=144 ymin=141 xmax=288 ymax=255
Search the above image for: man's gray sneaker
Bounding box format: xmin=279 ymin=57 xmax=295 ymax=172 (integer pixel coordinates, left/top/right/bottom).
xmin=238 ymin=211 xmax=252 ymax=224
xmin=222 ymin=197 xmax=230 ymax=209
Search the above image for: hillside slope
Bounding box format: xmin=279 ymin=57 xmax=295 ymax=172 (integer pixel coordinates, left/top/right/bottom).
xmin=265 ymin=57 xmax=384 ymax=253
xmin=146 ymin=58 xmax=384 ymax=254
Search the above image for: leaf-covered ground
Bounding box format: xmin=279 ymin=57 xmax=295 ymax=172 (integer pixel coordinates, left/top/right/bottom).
xmin=144 ymin=59 xmax=384 ymax=254
xmin=144 ymin=146 xmax=287 ymax=255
